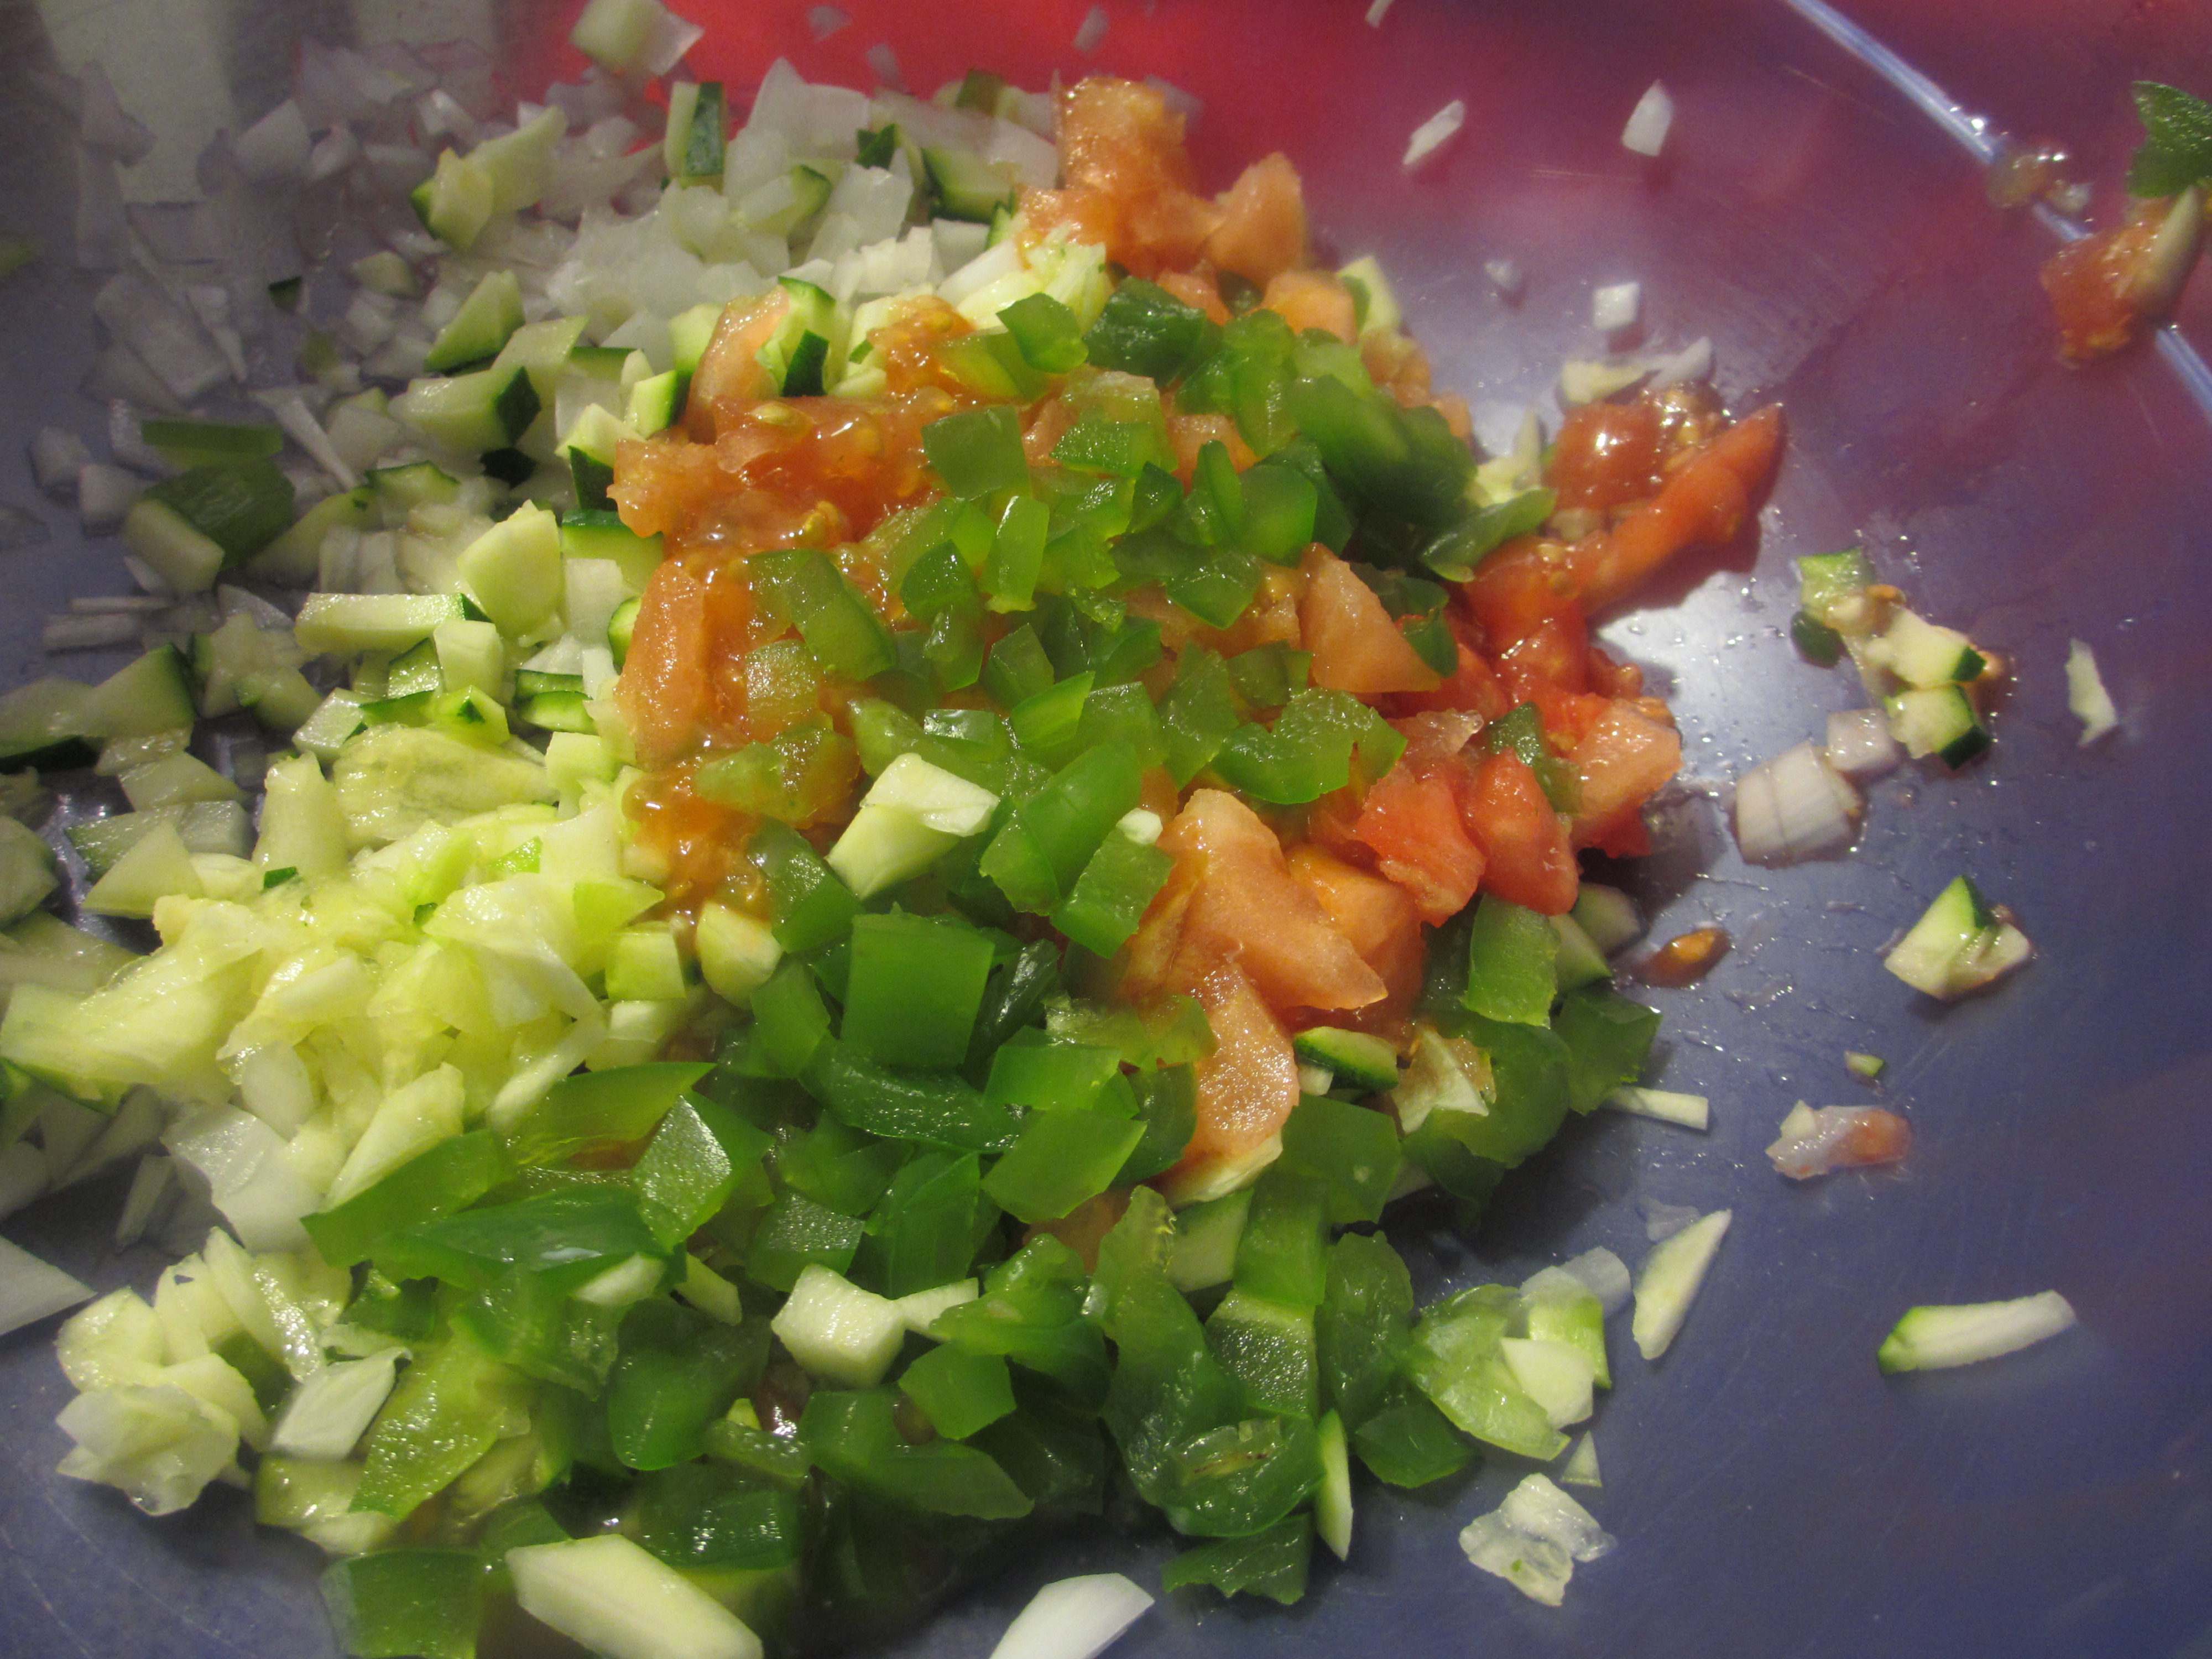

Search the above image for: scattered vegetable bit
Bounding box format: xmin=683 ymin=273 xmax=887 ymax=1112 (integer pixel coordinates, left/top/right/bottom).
xmin=2066 ymin=639 xmax=2118 ymax=744
xmin=1884 ymin=876 xmax=2032 ymax=999
xmin=1765 ymin=1103 xmax=1912 ymax=1180
xmin=1621 ymin=82 xmax=1674 ymax=157
xmin=989 ymin=1574 xmax=1153 ymax=1659
xmin=1458 ymin=1473 xmax=1614 ymax=1607
xmin=1877 ymin=1292 xmax=2078 ymax=1373
xmin=1631 ymin=1209 xmax=1730 ymax=1360
xmin=1404 ymin=100 xmax=1467 ymax=170
xmin=1640 ymin=926 xmax=1728 ymax=987
xmin=1602 ymin=1087 xmax=1709 ymax=1131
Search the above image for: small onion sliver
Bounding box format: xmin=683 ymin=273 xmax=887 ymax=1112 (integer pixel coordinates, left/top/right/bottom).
xmin=0 ymin=1236 xmax=94 ymax=1339
xmin=1621 ymin=81 xmax=1674 ymax=156
xmin=1823 ymin=707 xmax=1901 ymax=779
xmin=1403 ymin=100 xmax=1466 ymax=170
xmin=989 ymin=1574 xmax=1155 ymax=1659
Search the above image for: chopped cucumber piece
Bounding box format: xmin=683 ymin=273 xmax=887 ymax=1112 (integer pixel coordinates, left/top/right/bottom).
xmin=121 ymin=500 xmax=225 ymax=595
xmin=770 ymin=1265 xmax=905 ymax=1387
xmin=390 ymin=364 xmax=541 ymax=453
xmin=756 ymin=278 xmax=841 ymax=398
xmin=627 ymin=369 xmax=688 ymax=436
xmin=253 ymin=487 xmax=373 ymax=586
xmin=457 ymin=503 xmax=564 ymax=638
xmin=1844 ymin=1050 xmax=1886 ymax=1082
xmin=0 ymin=679 xmax=97 ymax=772
xmin=0 ymin=818 xmax=57 ymax=925
xmin=140 ymin=419 xmax=282 ymax=470
xmin=1315 ymin=1411 xmax=1354 ymax=1561
xmin=1631 ymin=1208 xmax=1730 ymax=1361
xmin=1882 ymin=875 xmax=2031 ymax=999
xmin=1602 ymin=1086 xmax=1709 ymax=1129
xmin=85 ymin=647 xmax=199 ymax=740
xmin=423 ymin=270 xmax=524 ymax=373
xmin=925 ymin=148 xmax=1018 ymax=222
xmin=1876 ymin=1291 xmax=2077 ymax=1373
xmin=1865 ymin=608 xmax=1987 ymax=689
xmin=410 ymin=148 xmax=496 ymax=251
xmin=664 ymin=81 xmax=727 ymax=184
xmin=1883 ymin=684 xmax=1990 ymax=768
xmin=296 ymin=594 xmax=468 ymax=658
xmin=1289 ymin=1027 xmax=1399 ymax=1093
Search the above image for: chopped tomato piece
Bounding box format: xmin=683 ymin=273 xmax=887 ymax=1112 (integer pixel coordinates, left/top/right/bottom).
xmin=1261 ymin=268 xmax=1357 ymax=342
xmin=1549 ymin=400 xmax=1665 ymax=513
xmin=1569 ymin=404 xmax=1785 ymax=612
xmin=1569 ymin=699 xmax=1682 ymax=852
xmin=617 ymin=562 xmax=743 ymax=766
xmin=1286 ymin=844 xmax=1425 ymax=1040
xmin=1169 ymin=962 xmax=1302 ymax=1182
xmin=1156 ymin=267 xmax=1230 ymax=325
xmin=1351 ymin=763 xmax=1485 ymax=926
xmin=1127 ymin=789 xmax=1387 ymax=1016
xmin=1203 ymin=153 xmax=1307 ymax=288
xmin=1023 ymin=77 xmax=1220 ymax=279
xmin=1386 ymin=630 xmax=1513 ymax=721
xmin=1461 ymin=749 xmax=1578 ymax=914
xmin=1299 ymin=544 xmax=1443 ymax=696
xmin=688 ymin=289 xmax=787 ymax=425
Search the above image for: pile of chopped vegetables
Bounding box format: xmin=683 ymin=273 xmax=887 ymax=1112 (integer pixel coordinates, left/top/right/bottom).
xmin=0 ymin=2 xmax=2088 ymax=1654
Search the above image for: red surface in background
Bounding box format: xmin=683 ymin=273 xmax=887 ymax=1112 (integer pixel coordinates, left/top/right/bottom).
xmin=509 ymin=0 xmax=2212 ymax=363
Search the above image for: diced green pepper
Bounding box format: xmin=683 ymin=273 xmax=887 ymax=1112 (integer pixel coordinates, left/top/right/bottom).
xmin=745 ymin=1189 xmax=866 ymax=1291
xmin=1160 ymin=1513 xmax=1312 ymax=1604
xmin=608 ymin=1298 xmax=768 ymax=1470
xmin=750 ymin=549 xmax=896 ymax=681
xmin=633 ymin=1461 xmax=802 ymax=1571
xmin=321 ymin=1548 xmax=485 ymax=1659
xmin=1552 ymin=986 xmax=1661 ymax=1114
xmin=1082 ymin=279 xmax=1222 ymax=385
xmin=867 ymin=1149 xmax=991 ymax=1300
xmin=303 ymin=1131 xmax=505 ymax=1267
xmin=922 ymin=405 xmax=1029 ymax=499
xmin=900 ymin=1344 xmax=1016 ymax=1440
xmin=839 ymin=913 xmax=996 ymax=1070
xmin=801 ymin=1388 xmax=1033 ymax=1517
xmin=998 ymin=292 xmax=1088 ymax=374
xmin=1463 ymin=894 xmax=1561 ymax=1026
xmin=629 ymin=1097 xmax=773 ymax=1249
xmin=1050 ymin=829 xmax=1174 ymax=957
xmin=804 ymin=1042 xmax=1024 ymax=1152
xmin=506 ymin=1061 xmax=714 ymax=1166
xmin=749 ymin=821 xmax=862 ymax=953
xmin=1278 ymin=1094 xmax=1401 ymax=1225
xmin=982 ymin=1109 xmax=1145 ymax=1224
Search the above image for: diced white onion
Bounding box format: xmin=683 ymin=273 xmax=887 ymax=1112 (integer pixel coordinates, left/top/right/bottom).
xmin=234 ymin=100 xmax=312 ymax=183
xmin=31 ymin=427 xmax=92 ymax=497
xmin=2065 ymin=639 xmax=2117 ymax=744
xmin=1143 ymin=76 xmax=1202 ymax=123
xmin=77 ymin=463 xmax=142 ymax=534
xmin=1484 ymin=258 xmax=1524 ymax=299
xmin=1403 ymin=100 xmax=1466 ymax=170
xmin=989 ymin=1574 xmax=1154 ymax=1659
xmin=1592 ymin=280 xmax=1640 ymax=333
xmin=273 ymin=397 xmax=361 ymax=492
xmin=807 ymin=6 xmax=849 ymax=40
xmin=865 ymin=44 xmax=904 ymax=92
xmin=1646 ymin=335 xmax=1712 ymax=387
xmin=75 ymin=64 xmax=154 ymax=163
xmin=1074 ymin=6 xmax=1110 ymax=52
xmin=1823 ymin=707 xmax=1901 ymax=778
xmin=1604 ymin=1086 xmax=1709 ymax=1130
xmin=1459 ymin=1474 xmax=1614 ymax=1607
xmin=1621 ymin=81 xmax=1675 ymax=157
xmin=1733 ymin=740 xmax=1859 ymax=865
xmin=0 ymin=1236 xmax=93 ymax=1338
xmin=1366 ymin=0 xmax=1396 ymax=23
xmin=1552 ymin=1246 xmax=1631 ymax=1315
